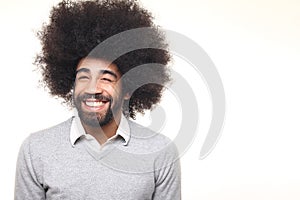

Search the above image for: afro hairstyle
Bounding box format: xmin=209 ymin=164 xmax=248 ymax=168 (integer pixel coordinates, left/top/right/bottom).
xmin=35 ymin=0 xmax=171 ymax=118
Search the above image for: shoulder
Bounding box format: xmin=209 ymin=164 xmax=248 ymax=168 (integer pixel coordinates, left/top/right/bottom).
xmin=127 ymin=120 xmax=178 ymax=156
xmin=128 ymin=120 xmax=171 ymax=144
xmin=28 ymin=118 xmax=72 ymax=142
xmin=110 ymin=120 xmax=179 ymax=174
xmin=20 ymin=118 xmax=73 ymax=156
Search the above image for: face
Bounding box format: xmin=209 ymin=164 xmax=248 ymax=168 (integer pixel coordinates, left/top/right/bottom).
xmin=73 ymin=58 xmax=128 ymax=127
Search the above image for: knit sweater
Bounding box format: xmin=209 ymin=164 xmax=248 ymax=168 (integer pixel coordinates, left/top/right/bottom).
xmin=14 ymin=118 xmax=181 ymax=200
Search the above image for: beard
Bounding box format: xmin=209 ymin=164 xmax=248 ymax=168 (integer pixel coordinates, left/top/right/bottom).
xmin=74 ymin=93 xmax=116 ymax=127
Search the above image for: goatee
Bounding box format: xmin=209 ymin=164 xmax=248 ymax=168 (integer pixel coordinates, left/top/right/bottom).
xmin=74 ymin=93 xmax=114 ymax=127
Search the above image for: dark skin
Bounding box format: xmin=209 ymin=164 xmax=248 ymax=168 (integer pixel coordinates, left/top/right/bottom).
xmin=74 ymin=58 xmax=130 ymax=145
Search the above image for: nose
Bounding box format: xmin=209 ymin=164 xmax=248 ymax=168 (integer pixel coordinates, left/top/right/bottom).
xmin=85 ymin=78 xmax=104 ymax=94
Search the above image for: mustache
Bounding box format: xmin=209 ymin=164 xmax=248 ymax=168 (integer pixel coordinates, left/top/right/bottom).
xmin=77 ymin=93 xmax=112 ymax=102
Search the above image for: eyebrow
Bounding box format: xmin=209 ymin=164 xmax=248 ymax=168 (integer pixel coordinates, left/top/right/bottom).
xmin=76 ymin=68 xmax=118 ymax=79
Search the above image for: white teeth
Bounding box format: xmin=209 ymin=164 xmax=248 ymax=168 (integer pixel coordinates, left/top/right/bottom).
xmin=85 ymin=101 xmax=104 ymax=107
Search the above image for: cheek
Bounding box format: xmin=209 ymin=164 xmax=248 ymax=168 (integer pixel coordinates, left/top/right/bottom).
xmin=73 ymin=88 xmax=84 ymax=100
xmin=111 ymin=86 xmax=124 ymax=99
xmin=74 ymin=82 xmax=87 ymax=93
xmin=73 ymin=80 xmax=123 ymax=98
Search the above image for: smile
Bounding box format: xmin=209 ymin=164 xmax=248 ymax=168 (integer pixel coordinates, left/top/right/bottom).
xmin=83 ymin=98 xmax=109 ymax=111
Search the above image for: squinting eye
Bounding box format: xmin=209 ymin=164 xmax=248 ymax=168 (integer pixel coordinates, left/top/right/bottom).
xmin=100 ymin=78 xmax=113 ymax=82
xmin=78 ymin=76 xmax=89 ymax=80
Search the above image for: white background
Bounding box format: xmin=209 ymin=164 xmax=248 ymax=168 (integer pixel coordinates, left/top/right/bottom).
xmin=1 ymin=0 xmax=300 ymax=199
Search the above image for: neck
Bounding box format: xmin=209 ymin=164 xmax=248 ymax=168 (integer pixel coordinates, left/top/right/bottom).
xmin=81 ymin=112 xmax=122 ymax=145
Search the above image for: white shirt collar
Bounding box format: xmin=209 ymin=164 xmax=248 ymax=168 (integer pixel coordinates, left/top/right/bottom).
xmin=70 ymin=109 xmax=130 ymax=147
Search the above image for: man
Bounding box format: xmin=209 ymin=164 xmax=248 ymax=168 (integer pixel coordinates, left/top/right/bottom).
xmin=14 ymin=0 xmax=181 ymax=199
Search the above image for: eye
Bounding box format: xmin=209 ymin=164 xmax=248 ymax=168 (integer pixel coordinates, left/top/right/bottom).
xmin=100 ymin=78 xmax=113 ymax=82
xmin=100 ymin=73 xmax=117 ymax=83
xmin=77 ymin=76 xmax=89 ymax=80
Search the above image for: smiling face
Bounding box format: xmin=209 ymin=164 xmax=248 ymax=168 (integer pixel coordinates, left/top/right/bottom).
xmin=74 ymin=58 xmax=128 ymax=128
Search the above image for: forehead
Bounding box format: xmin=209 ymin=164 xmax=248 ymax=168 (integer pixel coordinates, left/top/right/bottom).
xmin=76 ymin=58 xmax=120 ymax=76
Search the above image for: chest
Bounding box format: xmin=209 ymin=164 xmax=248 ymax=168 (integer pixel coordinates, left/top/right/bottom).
xmin=42 ymin=149 xmax=155 ymax=200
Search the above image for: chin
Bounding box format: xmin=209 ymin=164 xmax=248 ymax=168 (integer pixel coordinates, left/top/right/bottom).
xmin=80 ymin=110 xmax=114 ymax=127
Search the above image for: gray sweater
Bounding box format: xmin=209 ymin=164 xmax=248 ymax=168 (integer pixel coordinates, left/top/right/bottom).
xmin=15 ymin=118 xmax=181 ymax=200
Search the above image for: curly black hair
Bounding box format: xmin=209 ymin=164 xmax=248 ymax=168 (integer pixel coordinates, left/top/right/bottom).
xmin=36 ymin=0 xmax=171 ymax=118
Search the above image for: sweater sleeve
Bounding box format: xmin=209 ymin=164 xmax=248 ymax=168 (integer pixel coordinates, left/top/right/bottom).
xmin=14 ymin=137 xmax=46 ymax=200
xmin=152 ymin=142 xmax=181 ymax=200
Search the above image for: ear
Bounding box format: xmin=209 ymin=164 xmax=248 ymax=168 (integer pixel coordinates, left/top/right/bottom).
xmin=123 ymin=92 xmax=131 ymax=100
